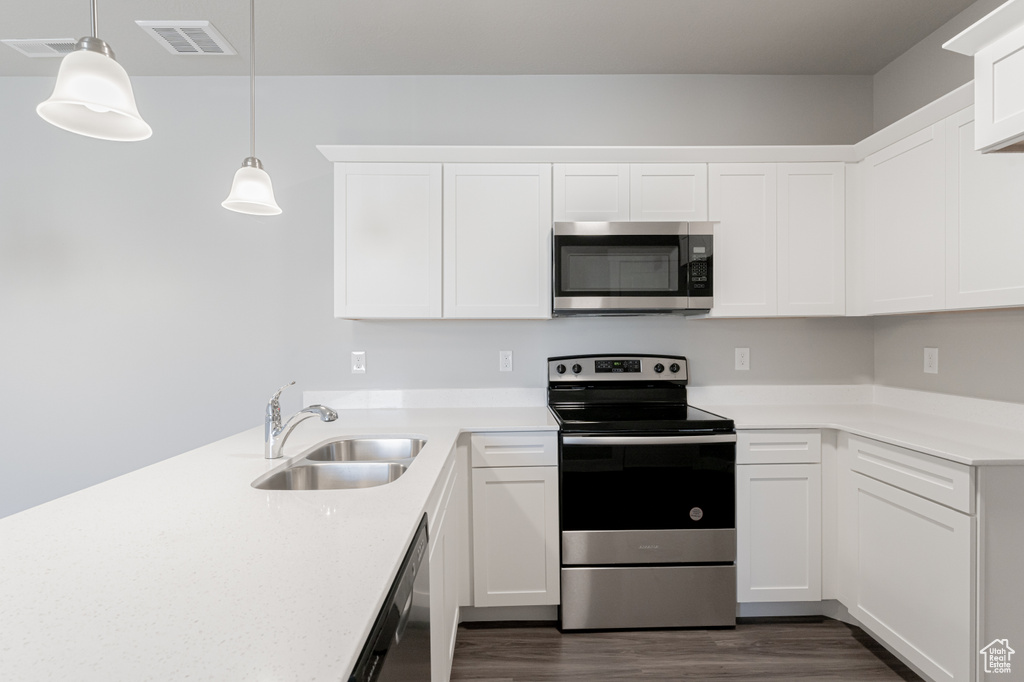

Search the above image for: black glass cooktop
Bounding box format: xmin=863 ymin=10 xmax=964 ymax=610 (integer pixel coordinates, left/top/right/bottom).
xmin=550 ymin=403 xmax=734 ymax=434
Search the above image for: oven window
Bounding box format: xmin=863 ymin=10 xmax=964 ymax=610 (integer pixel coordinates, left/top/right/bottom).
xmin=560 ymin=440 xmax=735 ymax=531
xmin=561 ymin=245 xmax=679 ymax=293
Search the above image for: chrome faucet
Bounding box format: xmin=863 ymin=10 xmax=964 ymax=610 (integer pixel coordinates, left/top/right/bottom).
xmin=265 ymin=382 xmax=338 ymax=459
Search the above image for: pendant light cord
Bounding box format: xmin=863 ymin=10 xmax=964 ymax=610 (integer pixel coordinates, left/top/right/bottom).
xmin=250 ymin=0 xmax=256 ymax=159
xmin=90 ymin=0 xmax=98 ymax=37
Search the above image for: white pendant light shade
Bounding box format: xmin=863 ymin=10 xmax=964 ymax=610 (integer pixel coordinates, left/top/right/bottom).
xmin=223 ymin=0 xmax=282 ymax=216
xmin=36 ymin=39 xmax=152 ymax=142
xmin=222 ymin=158 xmax=282 ymax=216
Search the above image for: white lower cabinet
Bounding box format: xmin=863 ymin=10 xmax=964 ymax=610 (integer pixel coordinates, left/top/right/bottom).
xmin=840 ymin=434 xmax=976 ymax=682
xmin=469 ymin=432 xmax=560 ymax=608
xmin=429 ymin=457 xmax=461 ymax=682
xmin=736 ymin=430 xmax=822 ymax=603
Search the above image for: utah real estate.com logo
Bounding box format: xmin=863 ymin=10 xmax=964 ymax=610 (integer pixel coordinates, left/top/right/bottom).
xmin=980 ymin=638 xmax=1015 ymax=675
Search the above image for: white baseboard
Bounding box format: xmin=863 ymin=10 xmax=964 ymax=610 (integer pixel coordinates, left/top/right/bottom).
xmin=459 ymin=605 xmax=558 ymax=623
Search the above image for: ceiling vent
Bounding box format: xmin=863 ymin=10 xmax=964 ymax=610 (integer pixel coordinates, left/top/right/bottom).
xmin=135 ymin=21 xmax=236 ymax=56
xmin=2 ymin=39 xmax=78 ymax=58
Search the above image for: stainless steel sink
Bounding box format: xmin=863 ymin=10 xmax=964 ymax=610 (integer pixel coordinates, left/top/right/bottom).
xmin=251 ymin=436 xmax=426 ymax=491
xmin=303 ymin=437 xmax=425 ymax=462
xmin=252 ymin=462 xmax=408 ymax=491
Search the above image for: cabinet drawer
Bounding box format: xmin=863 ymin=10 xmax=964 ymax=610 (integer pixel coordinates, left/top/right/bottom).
xmin=848 ymin=435 xmax=973 ymax=514
xmin=471 ymin=431 xmax=558 ymax=468
xmin=737 ymin=430 xmax=821 ymax=464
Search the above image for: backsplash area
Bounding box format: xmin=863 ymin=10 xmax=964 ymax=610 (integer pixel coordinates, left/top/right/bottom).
xmin=329 ymin=315 xmax=876 ymax=391
xmin=873 ymin=307 xmax=1024 ymax=405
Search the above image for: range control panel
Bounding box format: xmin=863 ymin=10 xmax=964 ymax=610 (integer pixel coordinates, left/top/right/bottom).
xmin=549 ymin=355 xmax=688 ymax=382
xmin=595 ymin=359 xmax=641 ymax=373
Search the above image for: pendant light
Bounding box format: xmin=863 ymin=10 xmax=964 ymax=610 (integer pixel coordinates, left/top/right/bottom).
xmin=222 ymin=0 xmax=281 ymax=216
xmin=36 ymin=0 xmax=152 ymax=142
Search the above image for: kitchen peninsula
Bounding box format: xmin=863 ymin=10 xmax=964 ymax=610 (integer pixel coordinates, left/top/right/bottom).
xmin=2 ymin=387 xmax=1023 ymax=682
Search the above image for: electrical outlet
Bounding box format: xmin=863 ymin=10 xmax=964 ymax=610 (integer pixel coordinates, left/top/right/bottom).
xmin=499 ymin=350 xmax=513 ymax=372
xmin=924 ymin=347 xmax=938 ymax=374
xmin=351 ymin=351 xmax=366 ymax=374
xmin=735 ymin=348 xmax=750 ymax=371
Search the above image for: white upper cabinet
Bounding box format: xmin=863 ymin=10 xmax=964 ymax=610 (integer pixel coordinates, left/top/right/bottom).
xmin=862 ymin=124 xmax=947 ymax=314
xmin=777 ymin=163 xmax=846 ymax=316
xmin=944 ymin=0 xmax=1024 ymax=152
xmin=945 ymin=107 xmax=1024 ymax=310
xmin=333 ymin=162 xmax=550 ymax=319
xmin=334 ymin=163 xmax=442 ymax=319
xmin=553 ymin=163 xmax=708 ymax=222
xmin=708 ymin=163 xmax=779 ymax=317
xmin=629 ymin=164 xmax=709 ymax=221
xmin=553 ymin=164 xmax=630 ymax=221
xmin=443 ymin=164 xmax=552 ymax=319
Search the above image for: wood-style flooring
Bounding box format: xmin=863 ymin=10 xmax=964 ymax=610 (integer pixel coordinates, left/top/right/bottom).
xmin=449 ymin=618 xmax=923 ymax=681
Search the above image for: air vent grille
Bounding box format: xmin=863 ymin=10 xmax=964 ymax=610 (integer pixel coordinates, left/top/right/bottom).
xmin=135 ymin=21 xmax=236 ymax=56
xmin=2 ymin=39 xmax=78 ymax=58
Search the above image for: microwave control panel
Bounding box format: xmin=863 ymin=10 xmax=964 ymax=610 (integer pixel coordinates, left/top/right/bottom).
xmin=686 ymin=235 xmax=713 ymax=296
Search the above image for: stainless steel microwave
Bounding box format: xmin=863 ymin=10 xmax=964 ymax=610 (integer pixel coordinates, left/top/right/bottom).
xmin=552 ymin=222 xmax=714 ymax=316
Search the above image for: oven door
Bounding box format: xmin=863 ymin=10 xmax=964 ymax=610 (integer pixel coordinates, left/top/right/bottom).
xmin=559 ymin=434 xmax=736 ymax=566
xmin=553 ymin=223 xmax=689 ymax=313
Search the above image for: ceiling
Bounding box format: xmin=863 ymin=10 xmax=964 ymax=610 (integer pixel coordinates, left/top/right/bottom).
xmin=1 ymin=0 xmax=979 ymax=78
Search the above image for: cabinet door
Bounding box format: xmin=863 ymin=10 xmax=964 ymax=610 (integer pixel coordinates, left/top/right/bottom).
xmin=471 ymin=466 xmax=560 ymax=607
xmin=973 ymin=23 xmax=1024 ymax=152
xmin=777 ymin=163 xmax=846 ymax=316
xmin=737 ymin=463 xmax=822 ymax=602
xmin=334 ymin=163 xmax=442 ymax=318
xmin=443 ymin=164 xmax=552 ymax=318
xmin=945 ymin=107 xmax=1024 ymax=310
xmin=553 ymin=163 xmax=630 ymax=221
xmin=862 ymin=124 xmax=946 ymax=314
xmin=629 ymin=163 xmax=708 ymax=221
xmin=848 ymin=472 xmax=974 ymax=682
xmin=708 ymin=163 xmax=778 ymax=317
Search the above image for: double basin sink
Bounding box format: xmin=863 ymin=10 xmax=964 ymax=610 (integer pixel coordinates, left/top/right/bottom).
xmin=252 ymin=437 xmax=425 ymax=491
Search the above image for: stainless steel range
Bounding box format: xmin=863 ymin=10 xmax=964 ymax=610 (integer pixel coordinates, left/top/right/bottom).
xmin=548 ymin=354 xmax=737 ymax=631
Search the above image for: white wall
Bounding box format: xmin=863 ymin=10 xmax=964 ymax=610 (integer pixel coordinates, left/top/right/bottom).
xmin=0 ymin=73 xmax=874 ymax=518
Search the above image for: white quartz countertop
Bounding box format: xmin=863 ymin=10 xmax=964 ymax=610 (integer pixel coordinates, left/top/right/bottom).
xmin=701 ymin=400 xmax=1024 ymax=466
xmin=0 ymin=406 xmax=555 ymax=681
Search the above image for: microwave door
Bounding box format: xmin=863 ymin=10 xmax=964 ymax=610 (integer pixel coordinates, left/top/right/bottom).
xmin=553 ymin=231 xmax=689 ymax=313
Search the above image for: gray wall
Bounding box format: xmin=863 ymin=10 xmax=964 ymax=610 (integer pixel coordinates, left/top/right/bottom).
xmin=874 ymin=309 xmax=1024 ymax=405
xmin=0 ymin=73 xmax=874 ymax=518
xmin=872 ymin=0 xmax=1002 ymax=130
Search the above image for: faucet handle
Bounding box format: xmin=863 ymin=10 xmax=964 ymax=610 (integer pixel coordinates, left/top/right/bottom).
xmin=267 ymin=381 xmax=296 ymax=428
xmin=270 ymin=381 xmax=296 ymax=404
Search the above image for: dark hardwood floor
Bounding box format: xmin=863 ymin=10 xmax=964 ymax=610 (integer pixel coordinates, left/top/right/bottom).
xmin=450 ymin=618 xmax=923 ymax=681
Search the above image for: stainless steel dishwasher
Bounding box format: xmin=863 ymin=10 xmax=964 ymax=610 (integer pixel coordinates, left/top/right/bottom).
xmin=349 ymin=514 xmax=430 ymax=682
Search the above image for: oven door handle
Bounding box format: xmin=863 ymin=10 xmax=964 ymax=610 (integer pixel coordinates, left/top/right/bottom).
xmin=562 ymin=434 xmax=737 ymax=446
